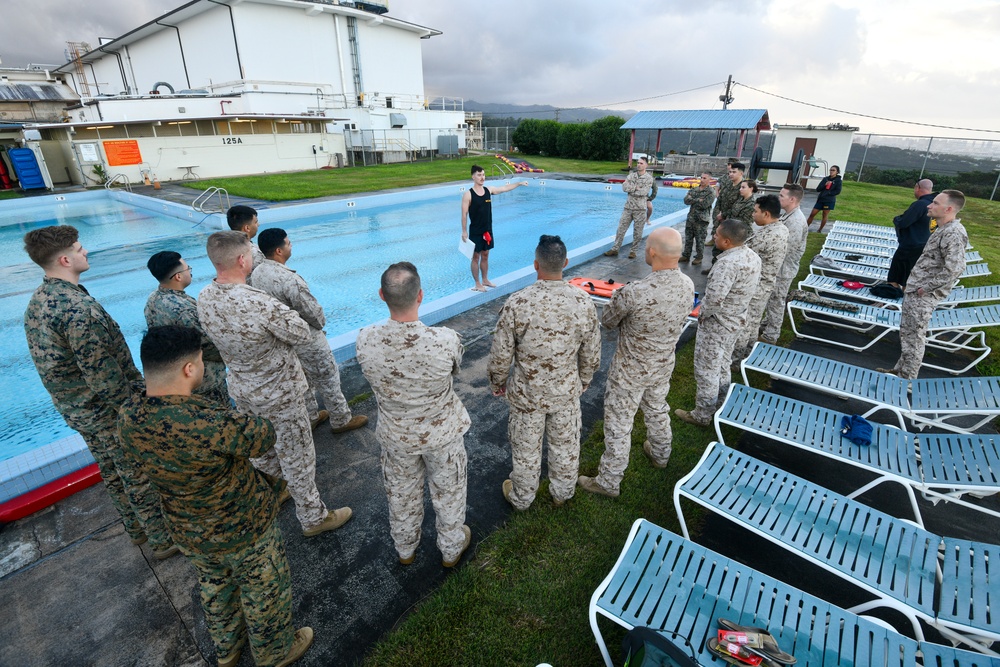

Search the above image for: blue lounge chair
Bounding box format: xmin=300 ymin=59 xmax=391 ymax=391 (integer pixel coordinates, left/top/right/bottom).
xmin=808 ymin=259 xmax=990 ymax=284
xmin=799 ymin=275 xmax=1000 ymax=310
xmin=821 ymin=248 xmax=983 ymax=270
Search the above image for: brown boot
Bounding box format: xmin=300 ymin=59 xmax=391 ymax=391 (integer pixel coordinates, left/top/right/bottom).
xmin=331 ymin=414 xmax=368 ymax=434
xmin=276 ymin=627 xmax=314 ymax=667
xmin=691 ymin=258 xmax=702 ymax=266
xmin=603 ymin=248 xmax=619 ymax=257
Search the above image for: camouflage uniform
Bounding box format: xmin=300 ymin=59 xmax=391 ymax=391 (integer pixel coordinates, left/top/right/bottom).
xmin=250 ymin=259 xmax=353 ymax=428
xmin=251 ymin=242 xmax=265 ymax=272
xmin=144 ymin=287 xmax=230 ymax=405
xmin=682 ymin=185 xmax=716 ymax=261
xmin=198 ymin=281 xmax=331 ymax=531
xmin=733 ymin=222 xmax=788 ymax=361
xmin=711 ymin=177 xmax=739 ymax=235
xmin=893 ymin=220 xmax=969 ymax=379
xmin=761 ymin=207 xmax=809 ymax=342
xmin=712 ymin=189 xmax=753 ymax=262
xmin=592 ymin=269 xmax=694 ymax=494
xmin=488 ymin=280 xmax=601 ymax=509
xmin=356 ymin=320 xmax=470 ymax=563
xmin=118 ymin=394 xmax=294 ymax=666
xmin=691 ymin=246 xmax=761 ymax=423
xmin=610 ymin=170 xmax=657 ymax=254
xmin=23 ymin=277 xmax=172 ymax=549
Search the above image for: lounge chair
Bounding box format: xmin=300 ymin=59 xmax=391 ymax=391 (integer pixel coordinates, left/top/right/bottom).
xmin=820 ymin=248 xmax=983 ymax=270
xmin=590 ymin=518 xmax=995 ymax=666
xmin=787 ymin=297 xmax=997 ymax=374
xmin=799 ymin=274 xmax=1000 ymax=310
xmin=674 ymin=441 xmax=1000 ymax=655
xmin=808 ymin=258 xmax=990 ymax=284
xmin=714 ymin=383 xmax=1000 ymax=525
xmin=741 ymin=341 xmax=1000 ymax=432
xmin=825 ymin=232 xmax=974 ymax=253
xmin=830 ymin=220 xmax=898 ymax=240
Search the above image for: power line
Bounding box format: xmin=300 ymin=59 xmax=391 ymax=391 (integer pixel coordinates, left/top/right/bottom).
xmin=734 ymin=81 xmax=1000 ymax=135
xmin=481 ymin=81 xmax=726 ymax=117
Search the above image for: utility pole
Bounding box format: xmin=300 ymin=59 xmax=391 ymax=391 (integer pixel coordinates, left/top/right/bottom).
xmin=713 ymin=75 xmax=734 ymax=156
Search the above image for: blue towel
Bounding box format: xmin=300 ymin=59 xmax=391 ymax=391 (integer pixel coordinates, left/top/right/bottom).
xmin=840 ymin=415 xmax=873 ymax=446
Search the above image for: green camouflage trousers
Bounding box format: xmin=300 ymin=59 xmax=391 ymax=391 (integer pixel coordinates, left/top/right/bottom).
xmin=88 ymin=427 xmax=172 ymax=549
xmin=182 ymin=520 xmax=294 ymax=667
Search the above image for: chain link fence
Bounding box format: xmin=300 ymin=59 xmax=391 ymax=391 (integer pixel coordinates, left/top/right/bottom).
xmin=343 ymin=128 xmax=466 ymax=166
xmin=846 ymin=133 xmax=1000 ymax=200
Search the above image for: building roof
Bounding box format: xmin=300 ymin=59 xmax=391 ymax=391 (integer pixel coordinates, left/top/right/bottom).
xmin=621 ymin=109 xmax=771 ymax=131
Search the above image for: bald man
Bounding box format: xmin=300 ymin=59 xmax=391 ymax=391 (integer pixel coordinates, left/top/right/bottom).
xmin=887 ymin=179 xmax=935 ymax=287
xmin=578 ymin=227 xmax=695 ymax=498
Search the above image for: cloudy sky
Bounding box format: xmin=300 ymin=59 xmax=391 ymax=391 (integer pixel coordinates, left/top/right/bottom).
xmin=3 ymin=0 xmax=998 ymax=140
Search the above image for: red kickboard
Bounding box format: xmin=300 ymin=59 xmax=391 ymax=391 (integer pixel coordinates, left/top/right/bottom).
xmin=0 ymin=464 xmax=102 ymax=523
xmin=570 ymin=277 xmax=626 ymax=299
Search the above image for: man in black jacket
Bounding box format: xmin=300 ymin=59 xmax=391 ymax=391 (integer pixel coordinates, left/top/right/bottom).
xmin=887 ymin=179 xmax=935 ymax=287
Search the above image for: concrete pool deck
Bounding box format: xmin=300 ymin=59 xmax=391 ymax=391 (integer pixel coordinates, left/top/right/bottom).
xmin=3 ymin=187 xmax=999 ymax=666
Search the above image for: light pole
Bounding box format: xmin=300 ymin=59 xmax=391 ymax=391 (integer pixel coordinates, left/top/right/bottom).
xmin=992 ymin=167 xmax=1000 ymax=201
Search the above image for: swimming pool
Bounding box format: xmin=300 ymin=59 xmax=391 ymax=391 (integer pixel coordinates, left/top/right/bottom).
xmin=0 ymin=182 xmax=688 ymax=501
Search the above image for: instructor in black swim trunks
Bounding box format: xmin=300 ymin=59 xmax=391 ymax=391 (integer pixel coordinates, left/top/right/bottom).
xmin=461 ymin=164 xmax=528 ymax=292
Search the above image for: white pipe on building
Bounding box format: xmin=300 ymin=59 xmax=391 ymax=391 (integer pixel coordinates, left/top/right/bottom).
xmin=334 ymin=14 xmax=348 ymax=98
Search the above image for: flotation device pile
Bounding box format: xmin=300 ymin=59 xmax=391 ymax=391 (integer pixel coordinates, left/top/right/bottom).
xmin=495 ymin=154 xmax=544 ymax=173
xmin=661 ymin=176 xmax=717 ymax=188
xmin=569 ymin=277 xmax=624 ymax=299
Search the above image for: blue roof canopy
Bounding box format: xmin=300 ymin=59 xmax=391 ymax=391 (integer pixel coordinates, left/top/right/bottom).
xmin=621 ymin=109 xmax=770 ymax=131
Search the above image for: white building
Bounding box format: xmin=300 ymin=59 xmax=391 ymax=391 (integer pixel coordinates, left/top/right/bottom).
xmin=764 ymin=123 xmax=857 ymax=188
xmin=22 ymin=0 xmax=466 ymax=187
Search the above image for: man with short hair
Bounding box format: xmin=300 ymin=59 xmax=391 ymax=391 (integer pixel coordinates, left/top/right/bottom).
xmin=605 ymin=156 xmax=658 ymax=259
xmin=675 ymin=219 xmax=761 ymax=426
xmin=461 ymin=164 xmax=528 ymax=292
xmin=250 ymin=228 xmax=367 ymax=435
xmin=144 ymin=250 xmax=229 ymax=405
xmin=22 ymin=225 xmax=177 ymax=559
xmin=709 ymin=162 xmax=744 ymax=242
xmin=227 ymin=205 xmax=265 ymax=270
xmin=680 ymin=172 xmax=716 ymax=265
xmin=489 ymin=235 xmax=601 ymax=509
xmin=880 ymin=190 xmax=969 ymax=379
xmin=887 ymin=179 xmax=936 ymax=287
xmin=578 ymin=228 xmax=694 ymax=498
xmin=356 ymin=263 xmax=472 ymax=568
xmin=732 ymin=194 xmax=787 ymax=362
xmin=118 ymin=325 xmax=313 ymax=667
xmin=759 ymin=184 xmax=809 ymax=344
xmin=198 ymin=231 xmax=352 ymax=538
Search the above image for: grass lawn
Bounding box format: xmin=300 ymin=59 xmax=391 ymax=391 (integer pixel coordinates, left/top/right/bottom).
xmin=0 ymin=190 xmax=23 ymax=201
xmin=178 ymin=154 xmax=626 ymax=201
xmin=361 ymin=180 xmax=1000 ymax=666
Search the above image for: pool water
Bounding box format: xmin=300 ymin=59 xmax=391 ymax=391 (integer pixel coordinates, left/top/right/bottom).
xmin=0 ymin=183 xmax=686 ymax=466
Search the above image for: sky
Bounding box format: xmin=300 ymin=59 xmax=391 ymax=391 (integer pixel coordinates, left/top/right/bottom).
xmin=2 ymin=0 xmax=998 ymax=140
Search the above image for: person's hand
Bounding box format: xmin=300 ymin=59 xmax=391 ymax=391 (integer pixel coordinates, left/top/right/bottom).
xmin=581 ymin=383 xmax=590 ymax=394
xmin=518 ymin=181 xmax=528 ymax=187
xmin=716 ymin=213 xmax=723 ymax=222
xmin=917 ymin=287 xmax=925 ymax=297
xmin=492 ymin=386 xmax=506 ymax=397
xmin=462 ymin=232 xmax=468 ymax=243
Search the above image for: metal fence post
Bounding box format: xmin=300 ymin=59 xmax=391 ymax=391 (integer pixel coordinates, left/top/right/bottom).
xmin=857 ymin=134 xmax=872 ymax=182
xmin=919 ymin=136 xmax=933 ymax=179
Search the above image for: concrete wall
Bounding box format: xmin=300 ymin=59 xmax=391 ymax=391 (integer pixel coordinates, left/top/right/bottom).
xmin=355 ymin=19 xmax=426 ymax=102
xmin=765 ymin=127 xmax=855 ymax=187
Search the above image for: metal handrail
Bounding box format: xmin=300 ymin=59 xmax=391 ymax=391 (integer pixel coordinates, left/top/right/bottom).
xmin=192 ymin=186 xmax=231 ymax=214
xmin=490 ymin=162 xmax=513 ymax=179
xmin=104 ymin=173 xmax=132 ymax=192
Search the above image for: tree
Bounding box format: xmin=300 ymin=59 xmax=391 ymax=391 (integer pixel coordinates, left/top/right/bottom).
xmin=557 ymin=123 xmax=589 ymax=159
xmin=585 ymin=115 xmax=629 ymax=161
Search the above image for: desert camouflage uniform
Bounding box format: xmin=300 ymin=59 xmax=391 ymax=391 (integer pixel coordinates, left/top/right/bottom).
xmin=251 ymin=242 xmax=265 ymax=272
xmin=23 ymin=277 xmax=172 ymax=549
xmin=610 ymin=170 xmax=657 ymax=253
xmin=691 ymin=246 xmax=761 ymax=423
xmin=356 ymin=320 xmax=470 ymax=563
xmin=682 ymin=185 xmax=716 ymax=260
xmin=250 ymin=259 xmax=353 ymax=428
xmin=894 ymin=220 xmax=969 ymax=379
xmin=761 ymin=207 xmax=809 ymax=342
xmin=593 ymin=269 xmax=694 ymax=494
xmin=118 ymin=393 xmax=294 ymax=665
xmin=198 ymin=281 xmax=331 ymax=531
xmin=733 ymin=221 xmax=788 ymax=361
xmin=144 ymin=287 xmax=229 ymax=405
xmin=710 ymin=177 xmax=739 ymax=235
xmin=712 ymin=188 xmax=753 ymax=262
xmin=488 ymin=280 xmax=601 ymax=509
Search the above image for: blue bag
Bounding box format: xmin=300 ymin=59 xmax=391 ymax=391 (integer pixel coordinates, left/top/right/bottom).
xmin=840 ymin=415 xmax=873 ymax=446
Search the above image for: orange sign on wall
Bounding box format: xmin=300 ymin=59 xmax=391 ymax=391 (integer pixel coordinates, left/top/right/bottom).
xmin=103 ymin=140 xmax=143 ymax=166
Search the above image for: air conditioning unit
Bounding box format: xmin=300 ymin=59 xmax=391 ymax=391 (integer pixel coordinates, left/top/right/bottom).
xmin=347 ymin=123 xmax=358 ymax=131
xmin=458 ymin=123 xmax=468 ymax=129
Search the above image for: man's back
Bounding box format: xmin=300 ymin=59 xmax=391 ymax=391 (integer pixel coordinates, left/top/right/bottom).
xmin=488 ymin=280 xmax=601 ymax=412
xmin=356 ymin=319 xmax=470 ymax=451
xmin=781 ymin=208 xmax=809 ymax=270
xmin=703 ymin=246 xmax=762 ymax=330
xmin=249 ymin=259 xmax=325 ymax=331
xmin=895 ymin=193 xmax=935 ymax=248
xmin=25 ymin=276 xmax=140 ymax=434
xmin=748 ymin=223 xmax=789 ymax=292
xmin=145 ymin=287 xmax=227 ymax=398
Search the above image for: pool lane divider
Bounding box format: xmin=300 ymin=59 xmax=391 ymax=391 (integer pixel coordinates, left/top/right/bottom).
xmin=0 ymin=464 xmax=101 ymax=523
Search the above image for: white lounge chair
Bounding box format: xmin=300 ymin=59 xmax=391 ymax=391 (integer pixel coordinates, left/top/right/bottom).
xmin=799 ymin=274 xmax=1000 ymax=310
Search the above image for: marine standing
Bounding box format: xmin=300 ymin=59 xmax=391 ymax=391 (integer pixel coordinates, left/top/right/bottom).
xmin=356 ymin=262 xmax=472 ymax=567
xmin=759 ymin=183 xmax=808 ymax=344
xmin=144 ymin=250 xmax=230 ymax=406
xmin=604 ymin=156 xmax=657 ymax=259
xmin=22 ymin=225 xmax=177 ymax=558
xmin=704 ymin=162 xmax=746 ymax=274
xmin=879 ymin=190 xmax=969 ymax=379
xmin=227 ymin=205 xmax=266 ymax=271
xmin=250 ymin=228 xmax=368 ymax=436
xmin=679 ymin=172 xmax=716 ymax=266
xmin=578 ymin=228 xmax=694 ymax=498
xmin=198 ymin=231 xmax=352 ymax=537
xmin=118 ymin=325 xmax=313 ymax=667
xmin=488 ymin=235 xmax=601 ymax=510
xmin=675 ymin=219 xmax=761 ymax=427
xmin=461 ymin=164 xmax=528 ymax=292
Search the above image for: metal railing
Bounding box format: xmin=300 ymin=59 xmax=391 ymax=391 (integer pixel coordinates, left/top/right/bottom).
xmin=192 ymin=187 xmax=231 ymax=214
xmin=104 ymin=173 xmax=132 ymax=192
xmin=490 ymin=163 xmax=513 ymax=179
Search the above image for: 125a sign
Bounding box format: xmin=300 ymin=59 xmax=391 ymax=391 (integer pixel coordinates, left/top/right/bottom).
xmin=222 ymin=137 xmax=244 ymax=145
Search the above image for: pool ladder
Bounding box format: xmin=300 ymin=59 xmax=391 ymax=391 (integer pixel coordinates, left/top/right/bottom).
xmin=104 ymin=173 xmax=132 ymax=193
xmin=193 ymin=186 xmax=231 ymax=214
xmin=490 ymin=163 xmax=514 ymax=180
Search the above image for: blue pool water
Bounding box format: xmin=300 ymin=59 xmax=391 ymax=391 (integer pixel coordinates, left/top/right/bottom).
xmin=0 ymin=182 xmax=687 ymax=496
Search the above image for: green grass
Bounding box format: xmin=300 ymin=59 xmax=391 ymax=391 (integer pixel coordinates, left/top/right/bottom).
xmin=0 ymin=190 xmax=23 ymax=201
xmin=179 ymin=154 xmax=627 ymax=201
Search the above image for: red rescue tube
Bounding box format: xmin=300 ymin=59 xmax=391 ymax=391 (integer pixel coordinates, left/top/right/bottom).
xmin=0 ymin=464 xmax=102 ymax=523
